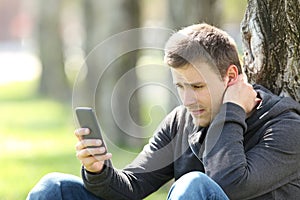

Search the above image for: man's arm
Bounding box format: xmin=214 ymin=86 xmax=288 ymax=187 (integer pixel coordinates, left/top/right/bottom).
xmin=203 ymin=75 xmax=300 ymax=199
xmin=203 ymin=102 xmax=300 ymax=199
xmin=79 ymin=107 xmax=183 ymax=199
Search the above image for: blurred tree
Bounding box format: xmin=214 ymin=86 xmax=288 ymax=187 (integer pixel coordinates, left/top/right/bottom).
xmin=37 ymin=0 xmax=71 ymax=101
xmin=167 ymin=0 xmax=221 ymax=29
xmin=82 ymin=0 xmax=141 ymax=147
xmin=241 ymin=0 xmax=300 ymax=102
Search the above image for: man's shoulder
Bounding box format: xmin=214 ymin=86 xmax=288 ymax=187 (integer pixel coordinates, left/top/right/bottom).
xmin=254 ymin=84 xmax=300 ymax=117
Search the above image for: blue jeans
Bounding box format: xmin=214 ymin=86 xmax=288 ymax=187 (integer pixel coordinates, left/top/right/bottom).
xmin=26 ymin=172 xmax=102 ymax=200
xmin=167 ymin=172 xmax=229 ymax=200
xmin=27 ymin=171 xmax=229 ymax=200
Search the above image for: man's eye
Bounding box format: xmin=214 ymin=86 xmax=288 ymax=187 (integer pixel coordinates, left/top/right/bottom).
xmin=192 ymin=85 xmax=204 ymax=89
xmin=175 ymin=84 xmax=183 ymax=89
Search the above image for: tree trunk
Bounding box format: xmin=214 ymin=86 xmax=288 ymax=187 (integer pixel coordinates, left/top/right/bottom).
xmin=38 ymin=0 xmax=70 ymax=101
xmin=167 ymin=0 xmax=221 ymax=29
xmin=75 ymin=0 xmax=141 ymax=147
xmin=241 ymin=0 xmax=300 ymax=102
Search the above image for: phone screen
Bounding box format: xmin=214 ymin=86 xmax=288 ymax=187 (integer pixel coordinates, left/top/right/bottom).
xmin=75 ymin=107 xmax=107 ymax=151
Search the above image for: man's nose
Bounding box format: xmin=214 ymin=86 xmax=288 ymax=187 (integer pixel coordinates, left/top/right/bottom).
xmin=182 ymin=88 xmax=197 ymax=106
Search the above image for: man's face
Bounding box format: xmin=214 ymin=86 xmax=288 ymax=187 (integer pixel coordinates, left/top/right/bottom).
xmin=171 ymin=63 xmax=227 ymax=127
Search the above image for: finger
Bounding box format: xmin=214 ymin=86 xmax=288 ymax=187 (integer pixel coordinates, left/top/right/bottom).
xmin=75 ymin=139 xmax=102 ymax=150
xmin=77 ymin=147 xmax=107 ymax=159
xmin=75 ymin=141 xmax=84 ymax=151
xmin=236 ymin=74 xmax=243 ymax=81
xmin=93 ymin=153 xmax=112 ymax=162
xmin=81 ymin=152 xmax=112 ymax=163
xmin=80 ymin=156 xmax=103 ymax=167
xmin=239 ymin=73 xmax=248 ymax=83
xmin=83 ymin=139 xmax=103 ymax=148
xmin=81 ymin=153 xmax=112 ymax=170
xmin=74 ymin=128 xmax=90 ymax=140
xmin=76 ymin=148 xmax=94 ymax=160
xmin=255 ymin=97 xmax=261 ymax=103
xmin=87 ymin=147 xmax=107 ymax=156
xmin=74 ymin=128 xmax=90 ymax=136
xmin=243 ymin=74 xmax=248 ymax=82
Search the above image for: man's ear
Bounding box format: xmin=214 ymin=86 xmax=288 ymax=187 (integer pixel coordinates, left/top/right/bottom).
xmin=226 ymin=65 xmax=239 ymax=86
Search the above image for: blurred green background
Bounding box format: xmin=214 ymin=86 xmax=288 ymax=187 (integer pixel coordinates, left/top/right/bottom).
xmin=0 ymin=0 xmax=246 ymax=199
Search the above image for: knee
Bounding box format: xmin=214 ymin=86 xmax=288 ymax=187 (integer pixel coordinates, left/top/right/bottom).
xmin=39 ymin=172 xmax=67 ymax=184
xmin=32 ymin=172 xmax=74 ymax=190
xmin=27 ymin=172 xmax=65 ymax=199
xmin=27 ymin=172 xmax=82 ymax=200
xmin=39 ymin=172 xmax=81 ymax=185
xmin=175 ymin=171 xmax=212 ymax=187
xmin=168 ymin=172 xmax=229 ymax=200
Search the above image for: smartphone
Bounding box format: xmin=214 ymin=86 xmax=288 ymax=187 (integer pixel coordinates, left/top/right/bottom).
xmin=75 ymin=107 xmax=107 ymax=152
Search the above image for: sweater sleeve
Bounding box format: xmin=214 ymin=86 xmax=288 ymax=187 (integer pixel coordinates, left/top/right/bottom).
xmin=203 ymin=102 xmax=300 ymax=199
xmin=81 ymin=107 xmax=181 ymax=200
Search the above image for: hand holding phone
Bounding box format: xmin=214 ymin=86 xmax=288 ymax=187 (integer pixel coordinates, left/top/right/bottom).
xmin=74 ymin=107 xmax=112 ymax=173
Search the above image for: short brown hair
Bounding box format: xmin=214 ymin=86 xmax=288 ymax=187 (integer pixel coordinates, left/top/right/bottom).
xmin=164 ymin=23 xmax=242 ymax=79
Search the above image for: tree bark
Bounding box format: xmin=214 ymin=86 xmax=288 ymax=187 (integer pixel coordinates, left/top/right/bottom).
xmin=241 ymin=0 xmax=300 ymax=102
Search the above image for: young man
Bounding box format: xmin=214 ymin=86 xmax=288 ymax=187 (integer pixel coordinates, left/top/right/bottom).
xmin=27 ymin=23 xmax=300 ymax=200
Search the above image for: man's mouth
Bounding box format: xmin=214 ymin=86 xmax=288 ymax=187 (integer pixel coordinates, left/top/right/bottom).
xmin=189 ymin=108 xmax=205 ymax=116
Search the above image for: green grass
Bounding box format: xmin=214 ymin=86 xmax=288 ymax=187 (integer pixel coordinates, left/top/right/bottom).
xmin=0 ymin=82 xmax=77 ymax=199
xmin=0 ymin=81 xmax=169 ymax=200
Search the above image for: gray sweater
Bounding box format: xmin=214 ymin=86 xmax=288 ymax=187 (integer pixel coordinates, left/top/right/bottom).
xmin=82 ymin=85 xmax=300 ymax=200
